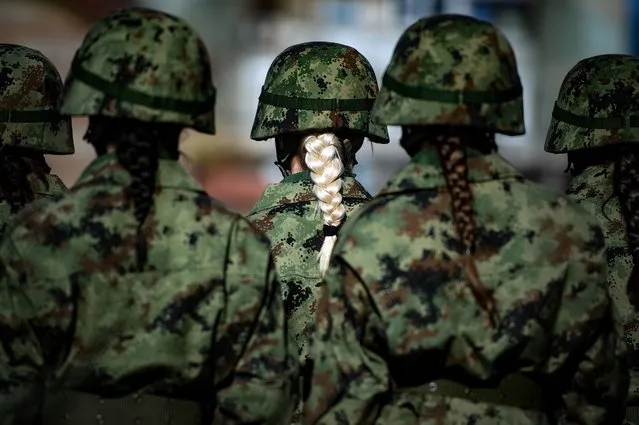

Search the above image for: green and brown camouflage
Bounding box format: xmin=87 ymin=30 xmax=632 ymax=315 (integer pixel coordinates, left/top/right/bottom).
xmin=303 ymin=147 xmax=627 ymax=424
xmin=60 ymin=8 xmax=216 ymax=133
xmin=0 ymin=44 xmax=73 ymax=154
xmin=248 ymin=171 xmax=370 ymax=361
xmin=0 ymin=154 xmax=297 ymax=424
xmin=0 ymin=173 xmax=67 ymax=235
xmin=247 ymin=170 xmax=370 ymax=424
xmin=371 ymin=14 xmax=524 ymax=135
xmin=545 ymin=54 xmax=639 ymax=153
xmin=566 ymin=164 xmax=639 ymax=413
xmin=250 ymin=41 xmax=389 ymax=145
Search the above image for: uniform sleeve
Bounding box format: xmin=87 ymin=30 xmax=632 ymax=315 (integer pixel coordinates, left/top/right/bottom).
xmin=0 ymin=234 xmax=57 ymax=421
xmin=213 ymin=218 xmax=299 ymax=425
xmin=550 ymin=225 xmax=629 ymax=424
xmin=303 ymin=256 xmax=390 ymax=425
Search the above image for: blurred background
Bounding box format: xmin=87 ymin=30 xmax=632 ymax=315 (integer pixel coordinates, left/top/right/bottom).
xmin=0 ymin=0 xmax=630 ymax=214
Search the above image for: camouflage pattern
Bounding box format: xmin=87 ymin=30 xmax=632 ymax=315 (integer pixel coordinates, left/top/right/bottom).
xmin=247 ymin=171 xmax=370 ymax=424
xmin=0 ymin=154 xmax=297 ymax=424
xmin=60 ymin=8 xmax=216 ymax=133
xmin=251 ymin=42 xmax=389 ymax=144
xmin=545 ymin=54 xmax=639 ymax=153
xmin=247 ymin=171 xmax=371 ymax=361
xmin=0 ymin=172 xmax=67 ymax=235
xmin=0 ymin=44 xmax=74 ymax=154
xmin=371 ymin=14 xmax=525 ymax=135
xmin=567 ymin=165 xmax=639 ymax=415
xmin=303 ymin=147 xmax=628 ymax=424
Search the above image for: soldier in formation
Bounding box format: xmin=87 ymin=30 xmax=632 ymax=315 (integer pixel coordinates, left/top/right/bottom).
xmin=0 ymin=8 xmax=296 ymax=425
xmin=246 ymin=41 xmax=389 ymax=421
xmin=303 ymin=14 xmax=628 ymax=425
xmin=544 ymin=54 xmax=639 ymax=425
xmin=0 ymin=44 xmax=73 ymax=235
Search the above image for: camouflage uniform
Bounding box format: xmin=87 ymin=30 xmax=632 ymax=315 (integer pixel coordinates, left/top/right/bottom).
xmin=545 ymin=54 xmax=639 ymax=424
xmin=303 ymin=15 xmax=628 ymax=425
xmin=0 ymin=44 xmax=73 ymax=234
xmin=247 ymin=42 xmax=389 ymax=423
xmin=0 ymin=8 xmax=296 ymax=425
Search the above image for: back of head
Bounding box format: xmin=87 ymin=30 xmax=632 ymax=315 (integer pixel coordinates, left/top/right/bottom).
xmin=59 ymin=8 xmax=217 ymax=271
xmin=545 ymin=54 xmax=639 ymax=307
xmin=0 ymin=43 xmax=73 ymax=154
xmin=372 ymin=14 xmax=526 ymax=327
xmin=252 ymin=42 xmax=390 ymax=275
xmin=0 ymin=44 xmax=72 ymax=212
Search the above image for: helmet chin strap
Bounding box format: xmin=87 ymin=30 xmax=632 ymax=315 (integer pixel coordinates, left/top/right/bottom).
xmin=274 ymin=137 xmax=293 ymax=178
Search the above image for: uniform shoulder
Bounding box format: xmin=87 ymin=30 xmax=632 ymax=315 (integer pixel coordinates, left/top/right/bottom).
xmin=516 ymin=178 xmax=602 ymax=225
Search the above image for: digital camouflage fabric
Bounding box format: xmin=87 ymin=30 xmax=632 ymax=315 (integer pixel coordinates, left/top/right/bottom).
xmin=0 ymin=173 xmax=67 ymax=235
xmin=0 ymin=44 xmax=73 ymax=154
xmin=250 ymin=41 xmax=389 ymax=144
xmin=545 ymin=54 xmax=639 ymax=153
xmin=0 ymin=154 xmax=298 ymax=424
xmin=303 ymin=148 xmax=628 ymax=425
xmin=60 ymin=8 xmax=216 ymax=133
xmin=371 ymin=14 xmax=524 ymax=135
xmin=248 ymin=171 xmax=371 ymax=361
xmin=545 ymin=54 xmax=639 ymax=423
xmin=566 ymin=165 xmax=639 ymax=415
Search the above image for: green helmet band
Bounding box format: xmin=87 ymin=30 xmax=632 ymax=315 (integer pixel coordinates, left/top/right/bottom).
xmin=382 ymin=73 xmax=522 ymax=104
xmin=258 ymin=90 xmax=375 ymax=112
xmin=70 ymin=59 xmax=216 ymax=115
xmin=552 ymin=102 xmax=639 ymax=130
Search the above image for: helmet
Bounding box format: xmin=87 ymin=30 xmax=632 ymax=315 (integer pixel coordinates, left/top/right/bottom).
xmin=371 ymin=14 xmax=525 ymax=136
xmin=545 ymin=54 xmax=639 ymax=153
xmin=251 ymin=41 xmax=389 ymax=144
xmin=0 ymin=44 xmax=73 ymax=154
xmin=60 ymin=7 xmax=216 ymax=134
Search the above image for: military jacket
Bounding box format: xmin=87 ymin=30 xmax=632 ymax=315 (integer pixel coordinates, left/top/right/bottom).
xmin=247 ymin=170 xmax=371 ymax=361
xmin=567 ymin=164 xmax=639 ymax=408
xmin=0 ymin=153 xmax=297 ymax=425
xmin=303 ymin=148 xmax=628 ymax=425
xmin=0 ymin=172 xmax=67 ymax=235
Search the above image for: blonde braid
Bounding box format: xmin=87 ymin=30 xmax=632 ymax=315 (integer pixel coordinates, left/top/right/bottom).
xmin=303 ymin=133 xmax=346 ymax=275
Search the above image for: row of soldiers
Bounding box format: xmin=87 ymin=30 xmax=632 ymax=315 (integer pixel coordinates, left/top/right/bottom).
xmin=0 ymin=5 xmax=635 ymax=425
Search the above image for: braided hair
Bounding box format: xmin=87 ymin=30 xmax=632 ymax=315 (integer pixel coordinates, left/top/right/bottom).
xmin=568 ymin=144 xmax=639 ymax=308
xmin=85 ymin=117 xmax=182 ymax=270
xmin=275 ymin=132 xmax=360 ymax=275
xmin=402 ymin=126 xmax=499 ymax=327
xmin=0 ymin=147 xmax=51 ymax=213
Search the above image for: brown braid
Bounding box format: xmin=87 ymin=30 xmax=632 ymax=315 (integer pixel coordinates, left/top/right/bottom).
xmin=436 ymin=135 xmax=499 ymax=327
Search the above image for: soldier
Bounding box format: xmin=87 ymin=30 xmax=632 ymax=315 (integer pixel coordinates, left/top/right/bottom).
xmin=0 ymin=44 xmax=73 ymax=234
xmin=246 ymin=41 xmax=389 ymax=421
xmin=0 ymin=8 xmax=296 ymax=425
xmin=544 ymin=54 xmax=639 ymax=424
xmin=303 ymin=15 xmax=628 ymax=425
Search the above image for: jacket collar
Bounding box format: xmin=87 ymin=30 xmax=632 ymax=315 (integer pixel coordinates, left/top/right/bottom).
xmin=379 ymin=147 xmax=523 ymax=195
xmin=250 ymin=170 xmax=370 ymax=214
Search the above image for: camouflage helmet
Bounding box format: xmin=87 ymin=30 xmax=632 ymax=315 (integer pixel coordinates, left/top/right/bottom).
xmin=60 ymin=8 xmax=216 ymax=134
xmin=545 ymin=54 xmax=639 ymax=153
xmin=250 ymin=41 xmax=389 ymax=144
xmin=371 ymin=14 xmax=525 ymax=136
xmin=0 ymin=44 xmax=73 ymax=154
